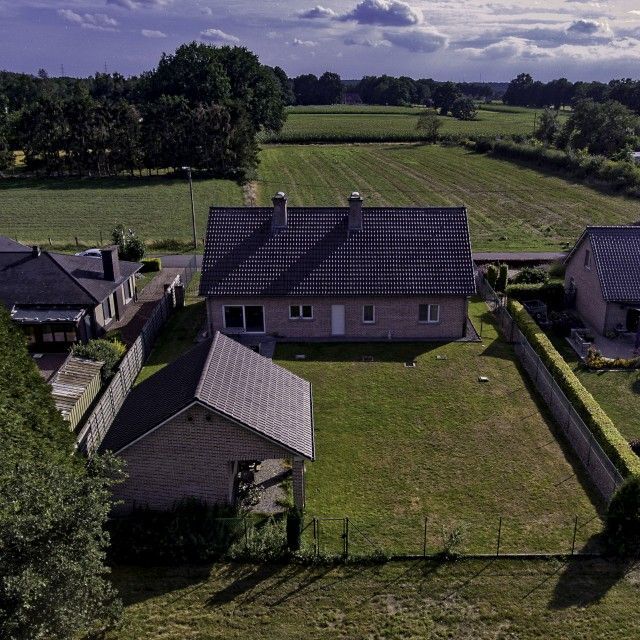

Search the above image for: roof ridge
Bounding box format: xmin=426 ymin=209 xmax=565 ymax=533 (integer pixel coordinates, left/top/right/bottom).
xmin=43 ymin=252 xmax=100 ymax=304
xmin=195 ymin=331 xmax=221 ymax=400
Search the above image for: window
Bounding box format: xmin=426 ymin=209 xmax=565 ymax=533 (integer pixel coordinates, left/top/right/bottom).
xmin=584 ymin=249 xmax=591 ymax=270
xmin=362 ymin=304 xmax=375 ymax=323
xmin=223 ymin=305 xmax=265 ymax=333
xmin=102 ymin=295 xmax=114 ymax=323
xmin=419 ymin=303 xmax=440 ymax=324
xmin=40 ymin=324 xmax=77 ymax=343
xmin=290 ymin=304 xmax=313 ymax=320
xmin=125 ymin=277 xmax=134 ymax=302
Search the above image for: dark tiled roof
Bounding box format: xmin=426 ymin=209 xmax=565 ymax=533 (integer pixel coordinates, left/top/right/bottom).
xmin=200 ymin=207 xmax=475 ymax=297
xmin=0 ymin=236 xmax=29 ymax=252
xmin=577 ymin=226 xmax=640 ymax=302
xmin=100 ymin=332 xmax=314 ymax=459
xmin=0 ymin=240 xmax=141 ymax=309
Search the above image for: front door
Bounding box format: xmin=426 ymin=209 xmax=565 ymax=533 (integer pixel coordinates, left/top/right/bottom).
xmin=244 ymin=306 xmax=265 ymax=333
xmin=331 ymin=305 xmax=345 ymax=336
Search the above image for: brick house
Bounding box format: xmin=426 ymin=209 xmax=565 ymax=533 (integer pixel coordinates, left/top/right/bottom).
xmin=200 ymin=192 xmax=476 ymax=341
xmin=99 ymin=331 xmax=314 ymax=512
xmin=0 ymin=237 xmax=141 ymax=349
xmin=565 ymin=226 xmax=640 ymax=335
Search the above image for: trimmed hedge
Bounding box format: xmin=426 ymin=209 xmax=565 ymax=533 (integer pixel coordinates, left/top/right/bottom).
xmin=140 ymin=257 xmax=162 ymax=273
xmin=508 ymin=299 xmax=640 ymax=479
xmin=506 ymin=281 xmax=565 ymax=309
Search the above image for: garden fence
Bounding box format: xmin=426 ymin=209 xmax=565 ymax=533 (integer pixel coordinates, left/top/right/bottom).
xmin=76 ymin=255 xmax=198 ymax=455
xmin=475 ymin=270 xmax=623 ymax=503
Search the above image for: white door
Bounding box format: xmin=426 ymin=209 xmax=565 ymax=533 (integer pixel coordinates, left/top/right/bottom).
xmin=331 ymin=305 xmax=345 ymax=336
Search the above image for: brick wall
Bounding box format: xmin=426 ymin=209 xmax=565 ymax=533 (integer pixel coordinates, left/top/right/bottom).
xmin=206 ymin=295 xmax=468 ymax=340
xmin=114 ymin=403 xmax=304 ymax=512
xmin=565 ymin=237 xmax=608 ymax=334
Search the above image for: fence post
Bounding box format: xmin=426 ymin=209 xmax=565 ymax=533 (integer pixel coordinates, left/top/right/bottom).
xmin=313 ymin=517 xmax=318 ymax=557
xmin=496 ymin=517 xmax=502 ymax=557
xmin=344 ymin=517 xmax=349 ymax=559
xmin=571 ymin=515 xmax=578 ymax=555
xmin=423 ymin=516 xmax=428 ymax=557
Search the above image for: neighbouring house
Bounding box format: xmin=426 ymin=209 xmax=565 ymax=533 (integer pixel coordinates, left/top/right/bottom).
xmin=200 ymin=192 xmax=476 ymax=341
xmin=565 ymin=226 xmax=640 ymax=335
xmin=99 ymin=331 xmax=314 ymax=512
xmin=0 ymin=237 xmax=141 ymax=350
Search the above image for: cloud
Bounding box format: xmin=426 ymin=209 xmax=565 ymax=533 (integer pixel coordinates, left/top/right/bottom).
xmin=200 ymin=28 xmax=240 ymax=43
xmin=566 ymin=18 xmax=608 ymax=36
xmin=291 ymin=37 xmax=318 ymax=46
xmin=141 ymin=29 xmax=166 ymax=38
xmin=58 ymin=9 xmax=118 ymax=31
xmin=382 ymin=27 xmax=447 ymax=52
xmin=344 ymin=35 xmax=391 ymax=47
xmin=339 ymin=0 xmax=422 ymax=26
xmin=299 ymin=5 xmax=336 ymax=19
xmin=107 ymin=0 xmax=171 ymax=9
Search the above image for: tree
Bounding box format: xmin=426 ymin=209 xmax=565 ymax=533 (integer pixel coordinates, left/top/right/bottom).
xmin=111 ymin=224 xmax=145 ymax=261
xmin=451 ymin=96 xmax=477 ymax=121
xmin=534 ymin=108 xmax=560 ymax=145
xmin=293 ymin=74 xmax=319 ymax=105
xmin=317 ymin=72 xmax=343 ymax=105
xmin=433 ymin=82 xmax=460 ymax=116
xmin=503 ymin=73 xmax=535 ymax=106
xmin=416 ymin=109 xmax=442 ymax=142
xmin=0 ymin=306 xmax=124 ymax=639
xmin=271 ymin=66 xmax=295 ymax=105
xmin=0 ymin=96 xmax=13 ymax=171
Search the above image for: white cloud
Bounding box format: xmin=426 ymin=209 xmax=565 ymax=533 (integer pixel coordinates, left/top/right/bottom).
xmin=339 ymin=0 xmax=422 ymax=26
xmin=291 ymin=37 xmax=318 ymax=46
xmin=299 ymin=5 xmax=337 ymax=19
xmin=107 ymin=0 xmax=171 ymax=8
xmin=58 ymin=9 xmax=118 ymax=31
xmin=200 ymin=28 xmax=240 ymax=43
xmin=382 ymin=27 xmax=447 ymax=52
xmin=141 ymin=28 xmax=166 ymax=38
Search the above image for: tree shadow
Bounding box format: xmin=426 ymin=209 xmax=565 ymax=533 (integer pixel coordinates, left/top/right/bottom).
xmin=206 ymin=563 xmax=284 ymax=605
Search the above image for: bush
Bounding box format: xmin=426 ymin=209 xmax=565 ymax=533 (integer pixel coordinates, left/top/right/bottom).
xmin=495 ymin=263 xmax=508 ymax=293
xmin=140 ymin=257 xmax=162 ymax=273
xmin=506 ymin=281 xmax=565 ymax=309
xmin=606 ymin=475 xmax=640 ymax=554
xmin=548 ymin=260 xmax=566 ymax=279
xmin=585 ymin=348 xmax=640 ymax=370
xmin=72 ymin=338 xmax=126 ymax=381
xmin=111 ymin=224 xmax=145 ymax=262
xmin=511 ymin=267 xmax=549 ymax=285
xmin=486 ymin=264 xmax=498 ymax=289
xmin=508 ymin=300 xmax=640 ymax=479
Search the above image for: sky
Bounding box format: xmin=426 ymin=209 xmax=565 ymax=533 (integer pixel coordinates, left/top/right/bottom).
xmin=1 ymin=0 xmax=640 ymax=81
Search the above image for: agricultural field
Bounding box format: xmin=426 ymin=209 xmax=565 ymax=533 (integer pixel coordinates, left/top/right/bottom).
xmin=106 ymin=558 xmax=640 ymax=639
xmin=262 ymin=104 xmax=567 ymax=143
xmin=274 ymin=300 xmax=601 ymax=555
xmin=3 ymin=143 xmax=639 ymax=251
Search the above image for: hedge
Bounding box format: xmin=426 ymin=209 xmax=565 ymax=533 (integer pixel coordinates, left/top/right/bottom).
xmin=508 ymin=299 xmax=640 ymax=479
xmin=506 ymin=281 xmax=565 ymax=309
xmin=140 ymin=257 xmax=162 ymax=273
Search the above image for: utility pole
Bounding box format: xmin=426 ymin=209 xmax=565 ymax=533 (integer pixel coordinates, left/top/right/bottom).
xmin=182 ymin=166 xmax=197 ymax=251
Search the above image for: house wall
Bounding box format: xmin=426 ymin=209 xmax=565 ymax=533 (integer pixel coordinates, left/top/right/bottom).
xmin=206 ymin=295 xmax=469 ymax=340
xmin=113 ymin=403 xmax=301 ymax=512
xmin=564 ymin=237 xmax=608 ymax=335
xmin=92 ymin=278 xmax=136 ymax=336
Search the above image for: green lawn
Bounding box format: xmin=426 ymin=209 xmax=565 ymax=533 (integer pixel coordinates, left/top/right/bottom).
xmin=3 ymin=144 xmax=640 ymax=251
xmin=105 ymin=558 xmax=640 ymax=639
xmin=274 ymin=300 xmax=601 ymax=556
xmin=553 ymin=339 xmax=640 ymax=442
xmin=256 ymin=144 xmax=640 ymax=252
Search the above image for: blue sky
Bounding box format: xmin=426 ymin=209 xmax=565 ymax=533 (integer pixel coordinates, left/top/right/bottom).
xmin=2 ymin=0 xmax=640 ymax=80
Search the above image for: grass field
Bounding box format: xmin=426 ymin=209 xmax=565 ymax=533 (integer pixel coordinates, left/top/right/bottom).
xmin=263 ymin=104 xmax=568 ymax=143
xmin=273 ymin=300 xmax=601 ymax=555
xmin=3 ymin=143 xmax=640 ymax=252
xmin=105 ymin=558 xmax=640 ymax=639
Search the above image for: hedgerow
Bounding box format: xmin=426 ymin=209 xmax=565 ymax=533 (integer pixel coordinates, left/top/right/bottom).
xmin=508 ymin=299 xmax=640 ymax=479
xmin=505 ymin=281 xmax=565 ymax=309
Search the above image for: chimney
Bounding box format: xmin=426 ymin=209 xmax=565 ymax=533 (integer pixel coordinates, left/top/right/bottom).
xmin=100 ymin=246 xmax=121 ymax=282
xmin=272 ymin=191 xmax=288 ymax=230
xmin=348 ymin=191 xmax=363 ymax=231
xmin=31 ymin=245 xmax=41 ymax=257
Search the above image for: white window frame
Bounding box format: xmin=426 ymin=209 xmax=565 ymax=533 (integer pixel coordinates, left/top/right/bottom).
xmin=419 ymin=303 xmax=440 ymax=324
xmin=102 ymin=294 xmax=114 ymax=325
xmin=362 ymin=304 xmax=375 ymax=324
xmin=222 ymin=305 xmax=265 ymax=334
xmin=124 ymin=276 xmax=134 ymax=303
xmin=584 ymin=249 xmax=591 ymax=270
xmin=289 ymin=304 xmax=314 ymax=320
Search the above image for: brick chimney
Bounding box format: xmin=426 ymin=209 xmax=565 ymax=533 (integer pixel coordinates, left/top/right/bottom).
xmin=348 ymin=191 xmax=363 ymax=231
xmin=100 ymin=246 xmax=121 ymax=282
xmin=272 ymin=192 xmax=288 ymax=230
xmin=31 ymin=245 xmax=41 ymax=257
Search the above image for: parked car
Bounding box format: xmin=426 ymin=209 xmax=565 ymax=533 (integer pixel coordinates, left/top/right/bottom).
xmin=74 ymin=248 xmax=102 ymax=258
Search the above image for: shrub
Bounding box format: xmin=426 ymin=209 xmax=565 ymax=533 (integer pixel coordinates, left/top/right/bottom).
xmin=585 ymin=348 xmax=640 ymax=370
xmin=511 ymin=267 xmax=549 ymax=285
xmin=548 ymin=260 xmax=566 ymax=279
xmin=111 ymin=224 xmax=145 ymax=262
xmin=606 ymin=475 xmax=640 ymax=554
xmin=506 ymin=281 xmax=565 ymax=309
xmin=486 ymin=263 xmax=498 ymax=289
xmin=495 ymin=263 xmax=508 ymax=293
xmin=508 ymin=299 xmax=640 ymax=478
xmin=72 ymin=338 xmax=126 ymax=381
xmin=140 ymin=257 xmax=162 ymax=273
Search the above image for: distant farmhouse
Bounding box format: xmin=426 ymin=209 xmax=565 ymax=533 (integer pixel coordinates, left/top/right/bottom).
xmin=0 ymin=237 xmax=141 ymax=350
xmin=100 ymin=331 xmax=314 ymax=512
xmin=565 ymin=226 xmax=640 ymax=335
xmin=200 ymin=192 xmax=476 ymax=342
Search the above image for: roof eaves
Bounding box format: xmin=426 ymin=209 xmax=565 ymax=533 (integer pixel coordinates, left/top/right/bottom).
xmin=194 ymin=333 xmax=220 ymax=400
